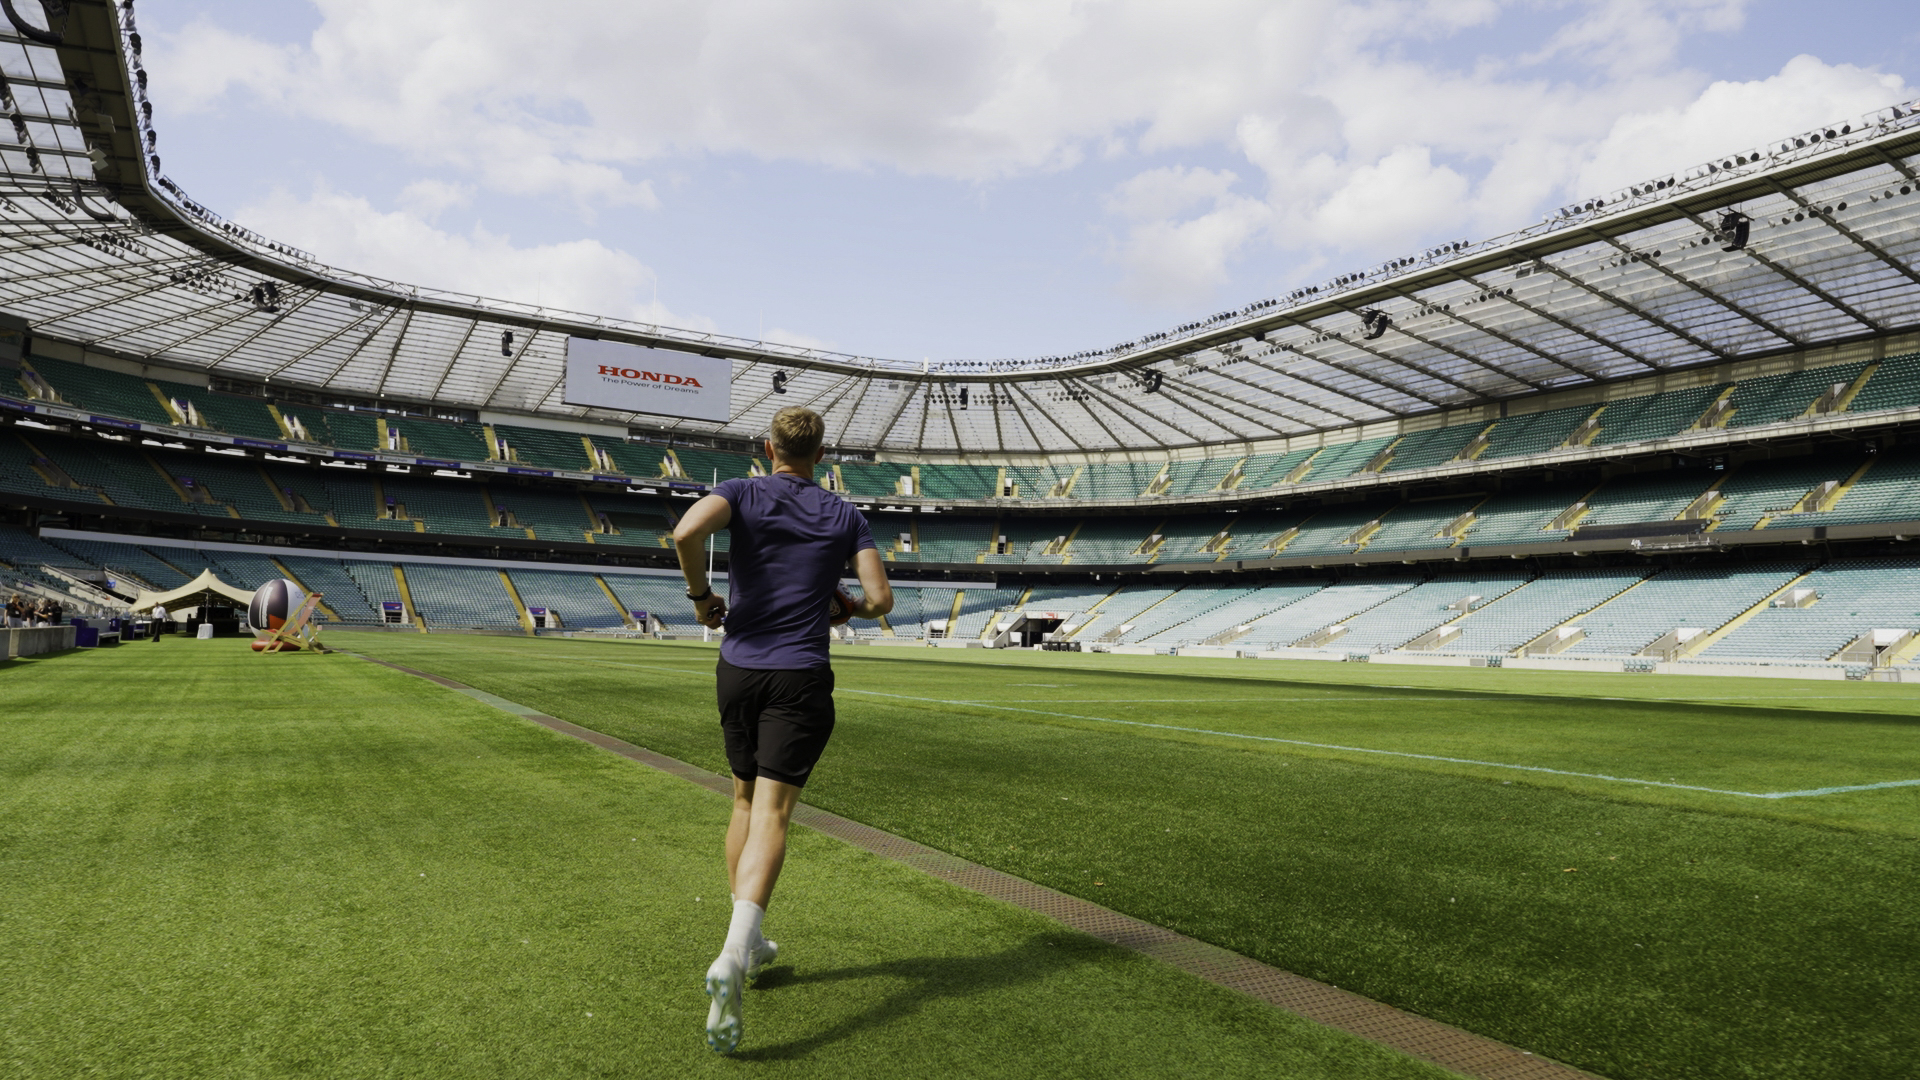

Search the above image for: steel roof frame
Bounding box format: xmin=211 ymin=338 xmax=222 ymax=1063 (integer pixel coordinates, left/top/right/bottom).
xmin=0 ymin=4 xmax=1917 ymax=456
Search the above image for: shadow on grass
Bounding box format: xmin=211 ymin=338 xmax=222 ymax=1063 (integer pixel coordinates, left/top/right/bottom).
xmin=735 ymin=932 xmax=1092 ymax=1061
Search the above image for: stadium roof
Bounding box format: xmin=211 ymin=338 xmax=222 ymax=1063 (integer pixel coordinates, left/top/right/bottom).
xmin=2 ymin=2 xmax=1919 ymax=455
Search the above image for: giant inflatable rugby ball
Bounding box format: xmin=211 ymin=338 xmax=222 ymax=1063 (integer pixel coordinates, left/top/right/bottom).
xmin=248 ymin=578 xmax=308 ymax=633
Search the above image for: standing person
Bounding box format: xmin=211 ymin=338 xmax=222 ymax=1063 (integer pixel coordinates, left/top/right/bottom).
xmin=4 ymin=593 xmax=21 ymax=628
xmin=672 ymin=406 xmax=892 ymax=1055
xmin=149 ymin=602 xmax=167 ymax=642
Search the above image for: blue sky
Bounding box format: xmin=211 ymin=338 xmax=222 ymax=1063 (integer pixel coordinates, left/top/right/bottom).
xmin=140 ymin=1 xmax=1917 ymax=363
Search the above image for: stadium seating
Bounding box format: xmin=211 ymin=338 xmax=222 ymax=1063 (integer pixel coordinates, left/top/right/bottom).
xmin=1575 ymin=470 xmax=1716 ymax=529
xmin=155 ymin=447 xmax=316 ymax=524
xmin=1843 ymin=351 xmax=1920 ymax=415
xmin=380 ymin=475 xmax=495 ymax=535
xmin=671 ymin=446 xmax=758 ymax=484
xmin=390 ymin=417 xmax=490 ymax=462
xmin=1480 ymin=403 xmax=1592 ymax=460
xmin=838 ymin=460 xmax=905 ymax=498
xmin=1071 ymin=461 xmax=1163 ymax=501
xmin=1327 ymin=573 xmax=1534 ymax=652
xmin=32 ymin=431 xmax=189 ymax=515
xmin=1059 ymin=517 xmax=1152 ymax=563
xmin=1116 ymin=584 xmax=1266 ymax=643
xmin=41 ymin=537 xmax=191 ymax=592
xmin=918 ymin=463 xmax=998 ymax=500
xmin=400 ymin=563 xmax=524 ymax=629
xmin=489 ymin=485 xmax=598 ymax=543
xmin=1297 ymin=436 xmax=1393 ymax=484
xmin=1219 ymin=508 xmax=1319 ymax=556
xmin=1139 ymin=582 xmax=1326 ymax=646
xmin=1161 ymin=457 xmax=1238 ymax=496
xmin=1431 ymin=569 xmax=1642 ymax=655
xmin=316 ymin=410 xmax=382 ymax=452
xmin=162 ymin=386 xmax=285 ymax=441
xmin=24 ymin=356 xmax=173 ymax=425
xmin=205 ymin=551 xmax=296 ymax=591
xmin=885 ymin=586 xmax=959 ymax=637
xmin=492 ymin=424 xmax=593 ymax=472
xmin=1383 ymin=424 xmax=1485 ymax=472
xmin=1701 ymin=558 xmax=1920 ymax=661
xmin=1233 ymin=578 xmax=1422 ymax=650
xmin=1725 ymin=362 xmax=1866 ymax=429
xmin=1711 ymin=456 xmax=1865 ymax=531
xmin=0 ymin=430 xmax=97 ymax=504
xmin=599 ymin=574 xmax=707 ymax=635
xmin=1146 ymin=514 xmax=1234 ymax=564
xmin=1455 ymin=482 xmax=1589 ymax=547
xmin=1591 ymin=384 xmax=1729 ymax=446
xmin=951 ymin=586 xmax=1023 ymax=639
xmin=1071 ymin=584 xmax=1177 ymax=640
xmin=505 ymin=569 xmax=628 ymax=628
xmin=1558 ymin=563 xmax=1806 ymax=656
xmin=1809 ymin=447 xmax=1920 ymax=526
xmin=1278 ymin=501 xmax=1397 ymax=557
xmin=580 ymin=491 xmax=677 ymax=548
xmin=1363 ymin=496 xmax=1480 ymax=552
xmin=983 ymin=517 xmax=1071 ymax=564
xmin=1237 ymin=447 xmax=1317 ymax=489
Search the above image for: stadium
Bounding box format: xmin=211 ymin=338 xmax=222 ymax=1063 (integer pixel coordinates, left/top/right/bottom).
xmin=3 ymin=3 xmax=1917 ymax=1079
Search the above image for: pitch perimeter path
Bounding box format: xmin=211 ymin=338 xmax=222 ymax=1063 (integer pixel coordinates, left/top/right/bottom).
xmin=0 ymin=642 xmax=1457 ymax=1080
xmin=334 ymin=634 xmax=1920 ymax=1080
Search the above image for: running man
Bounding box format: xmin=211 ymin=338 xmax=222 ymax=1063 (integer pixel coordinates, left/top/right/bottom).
xmin=672 ymin=405 xmax=892 ymax=1054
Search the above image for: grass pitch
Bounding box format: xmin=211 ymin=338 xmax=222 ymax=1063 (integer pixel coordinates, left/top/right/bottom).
xmin=0 ymin=641 xmax=1451 ymax=1080
xmin=329 ymin=634 xmax=1920 ymax=1080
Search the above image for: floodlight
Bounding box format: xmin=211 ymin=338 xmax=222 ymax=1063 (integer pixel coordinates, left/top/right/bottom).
xmin=1718 ymin=211 xmax=1750 ymax=251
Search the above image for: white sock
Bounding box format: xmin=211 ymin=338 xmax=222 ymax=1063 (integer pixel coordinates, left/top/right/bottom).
xmin=723 ymin=899 xmax=764 ymax=959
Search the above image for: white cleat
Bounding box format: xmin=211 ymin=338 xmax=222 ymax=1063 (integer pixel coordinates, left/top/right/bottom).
xmin=746 ymin=937 xmax=778 ymax=983
xmin=704 ymin=950 xmax=745 ymax=1053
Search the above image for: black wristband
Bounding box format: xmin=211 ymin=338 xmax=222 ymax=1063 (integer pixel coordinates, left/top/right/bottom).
xmin=687 ymin=587 xmax=713 ymax=602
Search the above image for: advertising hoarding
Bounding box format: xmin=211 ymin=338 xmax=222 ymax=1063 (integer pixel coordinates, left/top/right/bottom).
xmin=562 ymin=338 xmax=733 ymax=423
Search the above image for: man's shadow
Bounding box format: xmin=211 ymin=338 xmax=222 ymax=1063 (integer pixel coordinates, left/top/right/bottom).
xmin=735 ymin=932 xmax=1095 ymax=1061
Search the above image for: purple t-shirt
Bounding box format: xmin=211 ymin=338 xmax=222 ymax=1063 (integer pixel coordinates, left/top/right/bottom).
xmin=714 ymin=472 xmax=876 ymax=669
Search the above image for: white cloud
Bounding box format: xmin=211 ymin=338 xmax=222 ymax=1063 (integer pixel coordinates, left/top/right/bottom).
xmin=234 ymin=185 xmax=697 ymax=327
xmin=396 ymin=179 xmax=473 ymax=220
xmin=1572 ymin=56 xmax=1915 ymax=197
xmin=143 ymin=1 xmax=1917 ymax=316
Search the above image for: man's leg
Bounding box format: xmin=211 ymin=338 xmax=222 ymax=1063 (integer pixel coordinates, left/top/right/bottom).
xmin=724 ymin=777 xmax=755 ymax=896
xmin=732 ymin=776 xmax=801 ymax=908
xmin=706 ymin=775 xmax=801 ymax=1052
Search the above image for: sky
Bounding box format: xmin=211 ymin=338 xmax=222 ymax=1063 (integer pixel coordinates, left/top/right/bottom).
xmin=137 ymin=0 xmax=1919 ymax=364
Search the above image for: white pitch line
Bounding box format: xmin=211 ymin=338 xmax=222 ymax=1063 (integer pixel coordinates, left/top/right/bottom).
xmin=483 ymin=652 xmax=1920 ymax=800
xmin=840 ymin=688 xmax=1920 ymax=800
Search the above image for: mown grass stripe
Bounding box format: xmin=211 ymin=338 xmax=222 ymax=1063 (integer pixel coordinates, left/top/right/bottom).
xmin=348 ymin=651 xmax=1604 ymax=1080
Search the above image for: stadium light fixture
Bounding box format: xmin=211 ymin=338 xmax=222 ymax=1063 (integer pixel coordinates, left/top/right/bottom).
xmin=1718 ymin=211 xmax=1751 ymax=251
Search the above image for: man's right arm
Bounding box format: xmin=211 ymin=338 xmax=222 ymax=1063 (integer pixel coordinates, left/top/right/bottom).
xmin=672 ymin=493 xmax=733 ymax=628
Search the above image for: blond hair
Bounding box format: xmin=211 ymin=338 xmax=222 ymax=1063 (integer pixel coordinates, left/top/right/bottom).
xmin=768 ymin=406 xmax=825 ymax=461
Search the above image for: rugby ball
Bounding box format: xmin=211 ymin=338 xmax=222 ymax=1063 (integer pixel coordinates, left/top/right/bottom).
xmin=827 ymin=586 xmax=856 ymax=626
xmin=248 ymin=577 xmax=308 ymax=632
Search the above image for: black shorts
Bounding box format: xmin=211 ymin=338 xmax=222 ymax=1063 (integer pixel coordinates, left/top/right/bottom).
xmin=715 ymin=658 xmax=836 ymax=788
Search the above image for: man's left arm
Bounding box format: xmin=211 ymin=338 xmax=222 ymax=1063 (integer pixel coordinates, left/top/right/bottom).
xmin=849 ymin=547 xmax=892 ymax=619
